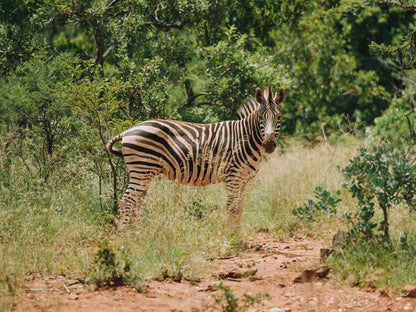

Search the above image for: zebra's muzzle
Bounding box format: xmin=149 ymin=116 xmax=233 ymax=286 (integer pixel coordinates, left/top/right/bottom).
xmin=263 ymin=136 xmax=276 ymax=153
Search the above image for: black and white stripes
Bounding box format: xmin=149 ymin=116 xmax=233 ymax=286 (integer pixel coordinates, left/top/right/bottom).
xmin=107 ymin=86 xmax=285 ymax=229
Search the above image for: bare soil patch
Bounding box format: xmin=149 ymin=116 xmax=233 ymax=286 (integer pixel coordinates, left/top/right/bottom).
xmin=16 ymin=234 xmax=416 ymax=311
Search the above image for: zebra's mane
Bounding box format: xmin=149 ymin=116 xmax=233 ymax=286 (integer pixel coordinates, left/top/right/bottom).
xmin=236 ymin=87 xmax=278 ymax=119
xmin=236 ymin=98 xmax=259 ymax=120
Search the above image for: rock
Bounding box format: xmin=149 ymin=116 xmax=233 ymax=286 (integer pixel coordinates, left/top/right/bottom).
xmin=69 ymin=294 xmax=79 ymax=300
xmin=320 ymin=230 xmax=348 ymax=261
xmin=218 ymin=271 xmax=242 ymax=279
xmin=294 ymin=263 xmax=330 ymax=283
xmin=380 ymin=290 xmax=390 ymax=298
xmin=250 ymin=243 xmax=262 ymax=251
xmin=217 ymin=268 xmax=258 ymax=280
xmin=403 ymin=285 xmax=416 ymax=298
xmin=332 ymin=230 xmax=347 ymax=249
xmin=243 ymin=269 xmax=258 ymax=278
xmin=345 ymin=273 xmax=359 ymax=286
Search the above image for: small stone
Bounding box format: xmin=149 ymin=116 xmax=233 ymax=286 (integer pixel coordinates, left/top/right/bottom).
xmin=243 ymin=269 xmax=258 ymax=278
xmin=294 ymin=263 xmax=330 ymax=283
xmin=69 ymin=294 xmax=79 ymax=300
xmin=218 ymin=271 xmax=242 ymax=279
xmin=251 ymin=244 xmax=262 ymax=251
xmin=205 ymin=284 xmax=214 ymax=291
xmin=380 ymin=290 xmax=390 ymax=298
xmin=345 ymin=274 xmax=359 ymax=286
xmin=403 ymin=285 xmax=416 ymax=298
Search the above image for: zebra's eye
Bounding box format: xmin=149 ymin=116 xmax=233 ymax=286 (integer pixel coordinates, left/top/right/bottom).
xmin=272 ymin=110 xmax=281 ymax=120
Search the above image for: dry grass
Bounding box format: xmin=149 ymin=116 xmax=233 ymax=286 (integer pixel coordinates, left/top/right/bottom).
xmin=244 ymin=136 xmax=359 ymax=236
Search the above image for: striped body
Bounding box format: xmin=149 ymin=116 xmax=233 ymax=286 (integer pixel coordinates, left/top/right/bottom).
xmin=122 ymin=116 xmax=263 ymax=186
xmin=107 ymin=86 xmax=285 ymax=230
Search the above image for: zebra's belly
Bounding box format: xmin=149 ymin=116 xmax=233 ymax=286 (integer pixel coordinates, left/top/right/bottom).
xmin=161 ymin=156 xmax=261 ymax=186
xmin=162 ymin=162 xmax=228 ymax=186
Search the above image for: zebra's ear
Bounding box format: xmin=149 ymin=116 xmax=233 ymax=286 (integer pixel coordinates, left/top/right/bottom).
xmin=255 ymin=88 xmax=265 ymax=103
xmin=274 ymin=87 xmax=286 ymax=104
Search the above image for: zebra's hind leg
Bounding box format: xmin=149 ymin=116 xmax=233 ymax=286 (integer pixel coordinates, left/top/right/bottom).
xmin=225 ymin=178 xmax=248 ymax=231
xmin=119 ymin=173 xmax=156 ymax=230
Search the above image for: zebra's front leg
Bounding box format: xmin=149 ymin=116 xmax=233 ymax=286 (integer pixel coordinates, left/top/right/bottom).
xmin=225 ymin=178 xmax=248 ymax=231
xmin=119 ymin=175 xmax=154 ymax=230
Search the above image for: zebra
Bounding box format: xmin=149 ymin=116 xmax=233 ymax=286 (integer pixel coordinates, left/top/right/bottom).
xmin=106 ymin=86 xmax=285 ymax=230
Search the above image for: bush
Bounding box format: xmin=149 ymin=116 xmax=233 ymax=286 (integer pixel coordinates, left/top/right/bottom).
xmin=86 ymin=240 xmax=135 ymax=288
xmin=293 ymin=140 xmax=416 ymax=291
xmin=327 ymin=233 xmax=416 ymax=290
xmin=292 ymin=187 xmax=341 ymax=222
xmin=294 ymin=142 xmax=416 ymax=243
xmin=342 ymin=144 xmax=416 ymax=242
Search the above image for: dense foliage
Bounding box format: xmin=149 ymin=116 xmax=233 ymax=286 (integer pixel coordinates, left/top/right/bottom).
xmin=1 ymin=0 xmax=416 ymax=190
xmin=2 ymin=0 xmax=416 ymax=128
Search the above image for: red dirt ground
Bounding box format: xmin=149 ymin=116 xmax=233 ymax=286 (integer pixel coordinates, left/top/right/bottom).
xmin=15 ymin=235 xmax=416 ymax=311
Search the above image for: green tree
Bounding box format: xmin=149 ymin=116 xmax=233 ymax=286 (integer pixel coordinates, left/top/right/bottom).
xmin=30 ymin=0 xmax=134 ymax=68
xmin=337 ymin=1 xmax=416 ymax=141
xmin=60 ymin=56 xmax=172 ymax=213
xmin=0 ymin=52 xmax=78 ymax=181
xmin=0 ymin=0 xmax=40 ymax=74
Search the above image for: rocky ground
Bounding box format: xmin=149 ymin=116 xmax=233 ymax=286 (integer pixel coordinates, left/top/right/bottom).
xmin=15 ymin=234 xmax=416 ymax=311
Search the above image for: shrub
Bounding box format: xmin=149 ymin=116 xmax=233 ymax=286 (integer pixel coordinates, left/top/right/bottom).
xmin=86 ymin=240 xmax=133 ymax=288
xmin=293 ymin=142 xmax=416 ymax=243
xmin=292 ymin=186 xmax=341 ymax=222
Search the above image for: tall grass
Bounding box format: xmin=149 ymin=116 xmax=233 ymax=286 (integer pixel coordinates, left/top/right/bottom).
xmin=0 ymin=159 xmax=114 ymax=310
xmin=244 ymin=136 xmax=359 ymax=236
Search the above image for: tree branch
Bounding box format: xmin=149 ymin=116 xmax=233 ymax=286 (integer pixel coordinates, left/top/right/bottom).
xmin=375 ymin=0 xmax=416 ymax=10
xmin=102 ymin=46 xmax=114 ymax=59
xmin=139 ymin=19 xmax=192 ymax=31
xmin=193 ymin=101 xmax=222 ymax=107
xmin=106 ymin=0 xmax=122 ymax=10
xmin=183 ymin=91 xmax=214 ymax=107
xmin=139 ymin=2 xmax=194 ymax=31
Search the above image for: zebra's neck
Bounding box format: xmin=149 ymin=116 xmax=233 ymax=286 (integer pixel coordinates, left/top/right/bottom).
xmin=235 ymin=110 xmax=265 ymax=157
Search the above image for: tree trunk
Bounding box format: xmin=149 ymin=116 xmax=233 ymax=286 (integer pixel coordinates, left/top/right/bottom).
xmin=184 ymin=79 xmax=195 ymax=107
xmin=380 ymin=202 xmax=390 ymax=243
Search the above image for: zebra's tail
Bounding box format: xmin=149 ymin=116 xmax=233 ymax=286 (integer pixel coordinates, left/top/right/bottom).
xmin=106 ymin=133 xmax=124 ymax=157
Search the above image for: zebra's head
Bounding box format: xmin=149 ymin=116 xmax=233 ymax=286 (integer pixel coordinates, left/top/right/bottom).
xmin=255 ymin=86 xmax=285 ymax=154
